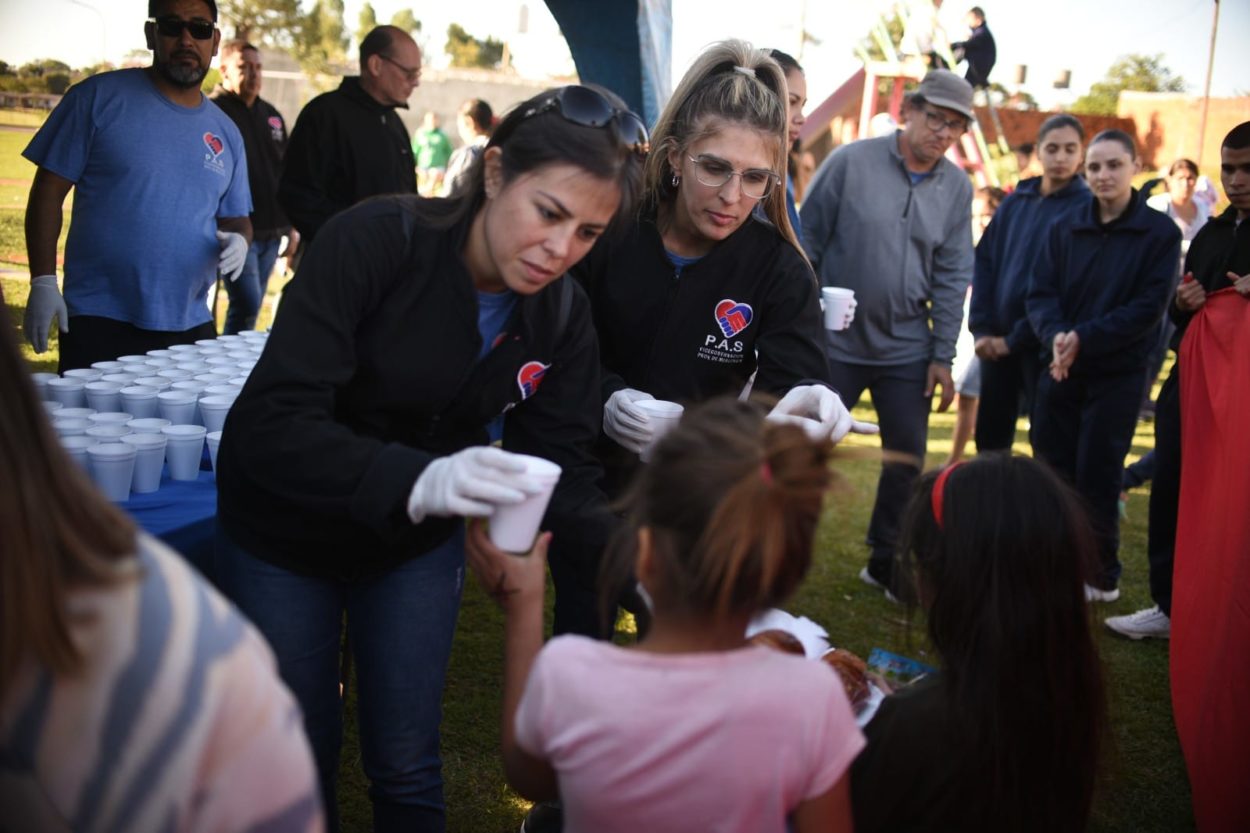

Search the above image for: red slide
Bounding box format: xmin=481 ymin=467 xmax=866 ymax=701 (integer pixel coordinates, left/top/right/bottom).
xmin=1172 ymin=288 xmax=1250 ymax=833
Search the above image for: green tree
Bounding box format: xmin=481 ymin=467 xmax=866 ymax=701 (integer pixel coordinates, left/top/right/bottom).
xmin=296 ymin=0 xmax=349 ymax=74
xmin=445 ymin=23 xmax=504 ymax=69
xmin=390 ymin=9 xmax=421 ymax=35
xmin=217 ymin=0 xmax=301 ymax=46
xmin=356 ymin=2 xmax=378 ymax=45
xmin=45 ymin=74 xmax=71 ymax=94
xmin=19 ymin=59 xmax=72 ymax=78
xmin=1072 ymin=53 xmax=1187 ymax=116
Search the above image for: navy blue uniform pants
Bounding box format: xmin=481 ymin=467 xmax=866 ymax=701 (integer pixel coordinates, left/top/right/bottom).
xmin=1147 ymin=365 xmax=1181 ymax=615
xmin=975 ymin=348 xmax=1040 ymax=451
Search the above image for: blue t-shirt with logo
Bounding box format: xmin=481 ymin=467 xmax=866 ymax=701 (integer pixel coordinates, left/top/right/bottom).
xmin=23 ymin=69 xmax=252 ymax=331
xmin=478 ymin=288 xmax=518 ymax=441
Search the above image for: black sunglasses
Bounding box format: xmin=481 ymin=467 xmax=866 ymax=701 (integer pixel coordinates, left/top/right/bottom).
xmin=522 ymin=86 xmax=649 ymax=155
xmin=150 ymin=16 xmax=216 ymax=40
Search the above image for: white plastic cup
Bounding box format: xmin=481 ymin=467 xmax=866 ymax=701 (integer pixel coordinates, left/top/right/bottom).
xmin=217 ymin=334 xmax=245 ymax=346
xmin=31 ymin=371 xmax=59 ymax=398
xmin=60 ymin=434 xmax=98 ymax=468
xmin=84 ymin=381 xmax=125 ymax=412
xmin=205 ymin=355 xmax=237 ymax=369
xmin=91 ymin=360 xmax=128 ymax=372
xmin=142 ymin=356 xmax=175 ymax=369
xmin=228 ymin=375 xmax=251 ymax=387
xmin=146 ymin=349 xmax=178 ymax=359
xmin=56 ymin=407 xmax=96 ymax=420
xmin=52 ymin=417 xmax=92 ymax=437
xmin=488 ymin=455 xmax=563 ymax=553
xmin=127 ymin=417 xmax=172 ymax=434
xmin=117 ymin=354 xmax=152 ymax=366
xmin=225 ymin=350 xmax=254 ymax=362
xmin=86 ymin=442 xmax=137 ymax=502
xmin=121 ymin=432 xmax=168 ymax=493
xmin=46 ymin=377 xmax=87 ymax=408
xmin=206 ymin=430 xmax=223 ymax=474
xmin=156 ymin=368 xmax=193 ymax=382
xmin=171 ymin=380 xmax=209 ymax=396
xmin=162 ymin=424 xmax=207 ymax=481
xmin=202 ymin=383 xmax=240 ymax=399
xmin=198 ymin=394 xmax=235 ymax=433
xmin=101 ymin=372 xmax=139 ymax=386
xmin=636 ymin=400 xmax=685 ymax=462
xmin=133 ymin=375 xmax=172 ymax=392
xmin=85 ymin=424 xmax=132 ymax=441
xmin=821 ymin=287 xmax=856 ymax=332
xmin=194 ymin=372 xmax=233 ymax=384
xmin=62 ymin=367 xmax=104 ymax=382
xmin=168 ymin=343 xmax=200 ymax=355
xmin=120 ymin=386 xmax=160 ymax=419
xmin=87 ymin=411 xmax=134 ymax=427
xmin=176 ymin=361 xmax=210 ymax=373
xmin=157 ymin=391 xmax=199 ymax=425
xmin=42 ymin=400 xmax=64 ymax=415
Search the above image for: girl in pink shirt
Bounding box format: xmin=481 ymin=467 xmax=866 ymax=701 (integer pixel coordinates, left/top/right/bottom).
xmin=466 ymin=398 xmax=862 ymax=833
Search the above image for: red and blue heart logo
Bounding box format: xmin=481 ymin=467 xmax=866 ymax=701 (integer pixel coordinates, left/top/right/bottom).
xmin=267 ymin=116 xmax=283 ymax=132
xmin=714 ymin=299 xmax=753 ymax=338
xmin=517 ymin=361 xmax=550 ymax=400
xmin=202 ymin=132 xmax=224 ymax=159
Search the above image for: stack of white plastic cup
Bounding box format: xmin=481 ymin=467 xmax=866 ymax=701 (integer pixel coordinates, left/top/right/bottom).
xmin=162 ymin=424 xmax=207 ymax=480
xmin=86 ymin=442 xmax=137 ymax=501
xmin=636 ymin=400 xmax=685 ymax=462
xmin=46 ymin=377 xmax=87 ymax=408
xmin=122 ymin=432 xmax=168 ymax=493
xmin=488 ymin=455 xmax=563 ymax=553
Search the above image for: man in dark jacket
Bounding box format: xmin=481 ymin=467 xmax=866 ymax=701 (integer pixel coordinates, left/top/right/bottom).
xmin=952 ymin=7 xmax=996 ymax=89
xmin=1105 ymin=121 xmax=1250 ymax=640
xmin=211 ymin=39 xmax=295 ymax=333
xmin=279 ymin=25 xmax=419 ymax=244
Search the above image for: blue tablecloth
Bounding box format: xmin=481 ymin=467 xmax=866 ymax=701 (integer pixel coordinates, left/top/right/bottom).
xmin=119 ymin=463 xmax=217 ymax=575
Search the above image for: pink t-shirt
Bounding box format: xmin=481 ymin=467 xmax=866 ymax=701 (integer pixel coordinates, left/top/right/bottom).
xmin=515 ymin=635 xmax=865 ymax=833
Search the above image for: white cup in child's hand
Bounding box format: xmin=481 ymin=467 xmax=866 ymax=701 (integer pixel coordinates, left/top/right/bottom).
xmin=636 ymin=399 xmax=684 ymax=462
xmin=488 ymin=455 xmax=562 ymax=554
xmin=821 ymin=287 xmax=856 ymax=331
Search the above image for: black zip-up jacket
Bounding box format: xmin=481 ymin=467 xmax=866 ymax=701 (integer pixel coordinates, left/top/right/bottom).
xmin=278 ymin=76 xmax=417 ymax=243
xmin=1169 ymin=206 xmax=1250 ymax=348
xmin=216 ymin=196 xmax=605 ymax=581
xmin=573 ymin=209 xmax=830 ymax=491
xmin=1027 ymin=189 xmax=1181 ymax=375
xmin=209 ymin=87 xmax=291 ymax=240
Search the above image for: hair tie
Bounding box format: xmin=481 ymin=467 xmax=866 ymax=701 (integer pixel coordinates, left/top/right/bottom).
xmin=760 ymin=460 xmax=773 ymax=485
xmin=733 ymin=65 xmax=756 ymax=78
xmin=930 ymin=462 xmax=965 ymax=529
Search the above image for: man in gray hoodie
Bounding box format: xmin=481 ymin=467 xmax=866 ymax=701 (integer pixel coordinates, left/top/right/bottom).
xmin=801 ymin=69 xmax=975 ymax=595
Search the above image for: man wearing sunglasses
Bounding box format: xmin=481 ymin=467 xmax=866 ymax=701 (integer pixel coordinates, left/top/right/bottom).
xmin=22 ymin=0 xmax=253 ymax=369
xmin=800 ymin=69 xmax=975 ymax=600
xmin=279 ymin=25 xmax=419 ymax=245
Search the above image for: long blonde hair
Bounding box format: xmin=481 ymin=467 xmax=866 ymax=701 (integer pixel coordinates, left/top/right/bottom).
xmin=644 ymin=39 xmax=804 ymax=258
xmin=0 ymin=320 xmax=136 ymax=694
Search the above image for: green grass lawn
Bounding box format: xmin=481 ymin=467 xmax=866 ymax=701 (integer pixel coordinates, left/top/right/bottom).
xmin=0 ymin=111 xmax=1191 ymax=830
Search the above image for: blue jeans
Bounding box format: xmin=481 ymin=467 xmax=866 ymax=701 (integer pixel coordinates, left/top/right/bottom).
xmin=215 ymin=525 xmax=466 ymax=833
xmin=223 ymin=237 xmax=281 ymax=334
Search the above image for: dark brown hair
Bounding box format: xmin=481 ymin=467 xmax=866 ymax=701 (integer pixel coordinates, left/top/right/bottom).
xmin=0 ymin=322 xmax=137 ymax=694
xmin=601 ymin=398 xmax=833 ymax=625
xmin=900 ymin=454 xmax=1107 ymax=832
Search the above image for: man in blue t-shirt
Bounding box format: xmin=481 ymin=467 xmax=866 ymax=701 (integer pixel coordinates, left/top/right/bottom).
xmin=23 ymin=0 xmax=253 ymax=370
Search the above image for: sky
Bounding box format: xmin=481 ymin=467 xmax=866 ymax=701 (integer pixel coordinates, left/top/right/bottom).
xmin=0 ymin=0 xmax=1246 ymax=111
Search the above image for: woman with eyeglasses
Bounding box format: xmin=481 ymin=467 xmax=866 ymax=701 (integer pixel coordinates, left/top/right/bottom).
xmin=214 ymin=85 xmax=646 ymax=833
xmin=574 ymin=39 xmax=869 ymax=514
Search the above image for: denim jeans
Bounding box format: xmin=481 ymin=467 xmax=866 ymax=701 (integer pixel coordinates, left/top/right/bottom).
xmin=215 ymin=525 xmax=466 ymax=833
xmin=223 ymin=237 xmax=281 ymax=334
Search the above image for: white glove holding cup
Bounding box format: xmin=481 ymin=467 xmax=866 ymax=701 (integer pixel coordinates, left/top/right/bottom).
xmin=24 ymin=274 xmax=69 ymax=353
xmin=604 ymin=387 xmax=656 ymax=453
xmin=407 ymin=446 xmax=540 ymax=524
xmin=766 ymin=384 xmax=879 ymax=442
xmin=216 ymin=231 xmax=247 ymax=282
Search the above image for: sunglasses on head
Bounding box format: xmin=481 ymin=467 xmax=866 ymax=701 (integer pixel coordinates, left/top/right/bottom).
xmin=150 ymin=16 xmax=216 ymax=40
xmin=522 ymin=86 xmax=649 ymax=156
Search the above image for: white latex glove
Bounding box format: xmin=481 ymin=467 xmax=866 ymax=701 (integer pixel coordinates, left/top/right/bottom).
xmin=216 ymin=230 xmax=247 ymax=282
xmin=24 ymin=274 xmax=69 ymax=353
xmin=767 ymin=384 xmax=879 ymax=442
xmin=407 ymin=446 xmax=539 ymax=524
xmin=603 ymin=388 xmax=656 ymax=453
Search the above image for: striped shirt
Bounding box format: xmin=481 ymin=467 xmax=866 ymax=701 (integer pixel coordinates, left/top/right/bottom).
xmin=0 ymin=535 xmax=323 ymax=832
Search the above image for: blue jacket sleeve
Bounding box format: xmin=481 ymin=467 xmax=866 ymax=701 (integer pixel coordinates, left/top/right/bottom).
xmin=1026 ymin=219 xmax=1070 ymax=354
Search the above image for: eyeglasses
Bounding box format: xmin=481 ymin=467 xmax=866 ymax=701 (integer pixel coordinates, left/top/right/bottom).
xmin=379 ymin=53 xmax=421 ymax=83
xmin=150 ymin=16 xmax=215 ymax=41
xmin=522 ymin=86 xmax=650 ymax=156
xmin=686 ymin=155 xmax=780 ymax=199
xmin=922 ymin=109 xmax=968 ymax=136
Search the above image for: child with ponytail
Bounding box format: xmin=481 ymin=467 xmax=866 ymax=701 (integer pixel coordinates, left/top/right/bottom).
xmin=466 ymin=398 xmax=861 ymax=832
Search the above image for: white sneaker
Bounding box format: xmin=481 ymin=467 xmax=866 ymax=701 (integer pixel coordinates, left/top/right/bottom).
xmin=859 ymin=567 xmax=900 ymax=604
xmin=1084 ymin=584 xmax=1121 ymax=603
xmin=1105 ymin=605 xmax=1170 ymax=640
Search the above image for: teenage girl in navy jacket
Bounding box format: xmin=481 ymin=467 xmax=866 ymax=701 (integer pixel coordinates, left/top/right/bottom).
xmin=1027 ymin=129 xmax=1180 ymax=600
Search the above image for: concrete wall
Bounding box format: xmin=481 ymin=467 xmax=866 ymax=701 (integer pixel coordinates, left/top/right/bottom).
xmin=1117 ymin=92 xmax=1250 ymax=171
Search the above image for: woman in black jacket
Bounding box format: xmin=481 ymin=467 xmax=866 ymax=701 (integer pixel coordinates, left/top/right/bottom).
xmin=214 ymin=85 xmax=646 ymax=833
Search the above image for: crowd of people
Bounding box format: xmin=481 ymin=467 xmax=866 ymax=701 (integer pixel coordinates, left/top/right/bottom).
xmin=5 ymin=0 xmax=1249 ymax=831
